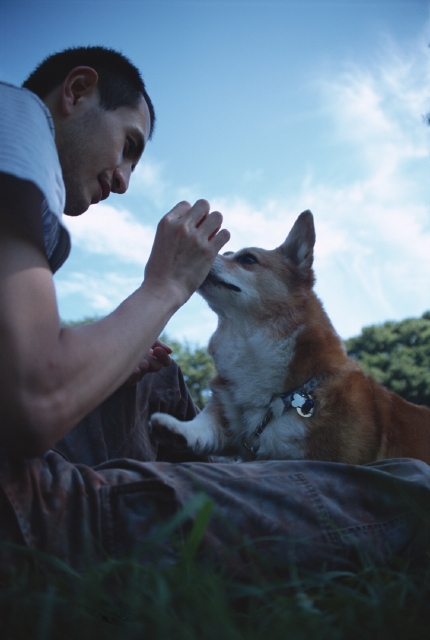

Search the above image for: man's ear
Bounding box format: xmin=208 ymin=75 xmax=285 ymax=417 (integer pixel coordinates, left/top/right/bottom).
xmin=60 ymin=66 xmax=99 ymax=116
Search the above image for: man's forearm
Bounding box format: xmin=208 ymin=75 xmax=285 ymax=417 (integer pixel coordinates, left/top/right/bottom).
xmin=0 ymin=260 xmax=181 ymax=457
xmin=56 ymin=279 xmax=184 ymax=422
xmin=0 ymin=199 xmax=229 ymax=457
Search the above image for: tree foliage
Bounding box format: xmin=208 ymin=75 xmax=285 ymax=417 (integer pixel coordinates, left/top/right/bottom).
xmin=345 ymin=311 xmax=430 ymax=406
xmin=161 ymin=335 xmax=215 ymax=409
xmin=61 ymin=316 xmax=102 ymax=327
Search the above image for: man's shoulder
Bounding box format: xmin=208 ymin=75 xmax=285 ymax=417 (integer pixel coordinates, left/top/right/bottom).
xmin=0 ymin=80 xmax=60 ymax=190
xmin=0 ymin=81 xmax=68 ymax=271
xmin=0 ymin=81 xmax=49 ymax=109
xmin=0 ymin=81 xmax=55 ymax=137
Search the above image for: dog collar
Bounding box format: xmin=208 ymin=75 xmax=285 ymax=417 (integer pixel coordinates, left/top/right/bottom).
xmin=242 ymin=374 xmax=323 ymax=459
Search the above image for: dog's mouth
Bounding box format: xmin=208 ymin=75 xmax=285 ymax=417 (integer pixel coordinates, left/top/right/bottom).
xmin=202 ymin=272 xmax=242 ymax=293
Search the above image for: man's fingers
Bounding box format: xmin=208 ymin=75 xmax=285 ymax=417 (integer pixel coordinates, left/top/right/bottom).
xmin=152 ymin=339 xmax=173 ymax=354
xmin=152 ymin=346 xmax=172 ymax=366
xmin=139 ymin=347 xmax=171 ymax=370
xmin=165 ymin=199 xmax=211 ymax=226
xmin=125 ymin=344 xmax=172 ymax=387
xmin=162 ymin=200 xmax=226 ymax=240
xmin=188 ymin=199 xmax=211 ymax=227
xmin=198 ymin=210 xmax=224 ymax=240
xmin=124 ymin=363 xmax=148 ymax=386
xmin=165 ymin=200 xmax=192 ymax=220
xmin=211 ymin=227 xmax=231 ymax=251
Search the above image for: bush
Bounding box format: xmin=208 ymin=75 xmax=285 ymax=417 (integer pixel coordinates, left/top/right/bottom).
xmin=161 ymin=335 xmax=215 ymax=409
xmin=345 ymin=311 xmax=430 ymax=406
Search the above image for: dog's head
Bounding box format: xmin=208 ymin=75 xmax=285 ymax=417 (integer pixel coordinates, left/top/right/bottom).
xmin=199 ymin=210 xmax=316 ymax=323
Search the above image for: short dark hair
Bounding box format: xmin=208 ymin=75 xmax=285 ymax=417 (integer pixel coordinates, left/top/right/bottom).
xmin=22 ymin=46 xmax=156 ymax=138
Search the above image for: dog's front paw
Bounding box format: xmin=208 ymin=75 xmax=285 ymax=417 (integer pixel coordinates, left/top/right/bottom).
xmin=150 ymin=413 xmax=189 ymax=449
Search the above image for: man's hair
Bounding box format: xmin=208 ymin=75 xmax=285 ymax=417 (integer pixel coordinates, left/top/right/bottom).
xmin=22 ymin=46 xmax=156 ymax=138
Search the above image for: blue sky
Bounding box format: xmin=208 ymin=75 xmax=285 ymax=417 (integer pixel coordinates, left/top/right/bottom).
xmin=1 ymin=0 xmax=429 ymax=344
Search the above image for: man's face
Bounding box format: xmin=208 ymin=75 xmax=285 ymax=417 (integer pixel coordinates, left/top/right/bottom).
xmin=56 ymin=96 xmax=150 ymax=216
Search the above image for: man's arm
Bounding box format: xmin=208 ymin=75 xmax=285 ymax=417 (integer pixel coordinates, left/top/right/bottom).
xmin=0 ymin=178 xmax=229 ymax=457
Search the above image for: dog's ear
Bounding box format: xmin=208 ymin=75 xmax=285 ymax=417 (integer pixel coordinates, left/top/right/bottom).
xmin=280 ymin=210 xmax=315 ymax=273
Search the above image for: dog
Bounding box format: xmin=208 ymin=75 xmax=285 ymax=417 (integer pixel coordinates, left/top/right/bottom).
xmin=151 ymin=210 xmax=430 ymax=464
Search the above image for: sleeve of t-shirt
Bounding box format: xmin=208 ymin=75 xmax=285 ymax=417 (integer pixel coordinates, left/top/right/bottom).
xmin=0 ymin=82 xmax=70 ymax=273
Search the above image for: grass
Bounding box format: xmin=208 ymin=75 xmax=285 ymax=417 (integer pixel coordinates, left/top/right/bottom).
xmin=1 ymin=496 xmax=430 ymax=640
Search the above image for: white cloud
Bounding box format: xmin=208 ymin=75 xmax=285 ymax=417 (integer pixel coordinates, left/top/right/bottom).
xmin=130 ymin=159 xmax=168 ymax=208
xmin=62 ymin=204 xmax=155 ymax=266
xmin=56 ymin=272 xmax=142 ymax=314
xmin=208 ymin=35 xmax=430 ymax=338
xmin=320 ymin=34 xmax=430 ymax=161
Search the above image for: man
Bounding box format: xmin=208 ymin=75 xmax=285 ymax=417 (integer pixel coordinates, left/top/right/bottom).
xmin=0 ymin=46 xmax=429 ymax=573
xmin=1 ymin=47 xmax=229 ymax=459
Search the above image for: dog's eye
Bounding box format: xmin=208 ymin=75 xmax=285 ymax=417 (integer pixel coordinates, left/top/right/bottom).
xmin=236 ymin=253 xmax=258 ymax=265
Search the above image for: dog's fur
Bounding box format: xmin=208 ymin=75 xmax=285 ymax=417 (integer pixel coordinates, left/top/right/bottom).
xmin=151 ymin=211 xmax=430 ymax=464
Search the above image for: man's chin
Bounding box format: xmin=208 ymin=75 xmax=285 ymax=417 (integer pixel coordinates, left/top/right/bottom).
xmin=63 ymin=196 xmax=91 ymax=217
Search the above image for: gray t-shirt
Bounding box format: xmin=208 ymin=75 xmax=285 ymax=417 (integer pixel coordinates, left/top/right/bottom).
xmin=0 ymin=81 xmax=70 ymax=272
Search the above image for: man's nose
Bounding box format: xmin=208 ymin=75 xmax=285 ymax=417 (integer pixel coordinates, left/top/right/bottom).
xmin=111 ymin=166 xmax=130 ymax=194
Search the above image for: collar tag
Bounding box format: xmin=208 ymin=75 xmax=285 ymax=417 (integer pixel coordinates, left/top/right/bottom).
xmin=294 ymin=395 xmax=315 ymax=418
xmin=292 ymin=393 xmax=306 ymax=408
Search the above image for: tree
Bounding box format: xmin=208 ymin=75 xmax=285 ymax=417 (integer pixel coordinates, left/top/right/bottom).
xmin=161 ymin=335 xmax=215 ymax=409
xmin=61 ymin=316 xmax=102 ymax=327
xmin=345 ymin=311 xmax=430 ymax=406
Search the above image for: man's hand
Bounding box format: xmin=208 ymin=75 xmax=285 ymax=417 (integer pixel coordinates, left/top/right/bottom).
xmin=0 ymin=190 xmax=228 ymax=456
xmin=143 ymin=199 xmax=230 ymax=308
xmin=124 ymin=339 xmax=173 ymax=386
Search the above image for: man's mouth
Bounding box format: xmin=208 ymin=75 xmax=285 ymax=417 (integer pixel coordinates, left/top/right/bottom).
xmin=99 ymin=177 xmax=111 ymax=201
xmin=91 ymin=184 xmax=102 ymax=205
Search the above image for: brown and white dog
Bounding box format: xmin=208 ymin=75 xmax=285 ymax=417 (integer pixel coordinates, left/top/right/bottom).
xmin=151 ymin=210 xmax=430 ymax=464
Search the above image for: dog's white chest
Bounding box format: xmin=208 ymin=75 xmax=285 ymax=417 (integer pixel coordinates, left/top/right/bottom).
xmin=210 ymin=327 xmax=308 ymax=459
xmin=213 ymin=328 xmax=299 ymax=404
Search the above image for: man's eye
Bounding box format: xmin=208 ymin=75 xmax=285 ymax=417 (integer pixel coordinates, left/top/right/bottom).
xmin=125 ymin=137 xmax=137 ymax=156
xmin=125 ymin=138 xmax=138 ymax=171
xmin=236 ymin=253 xmax=258 ymax=265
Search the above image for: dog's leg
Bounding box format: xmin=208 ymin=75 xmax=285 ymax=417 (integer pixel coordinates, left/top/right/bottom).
xmin=150 ymin=401 xmax=228 ymax=455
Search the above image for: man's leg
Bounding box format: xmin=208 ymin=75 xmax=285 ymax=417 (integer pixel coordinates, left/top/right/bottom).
xmin=1 ymin=451 xmax=429 ymax=575
xmin=54 ymin=361 xmax=200 ymax=466
xmin=2 ymin=361 xmax=430 ymax=574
